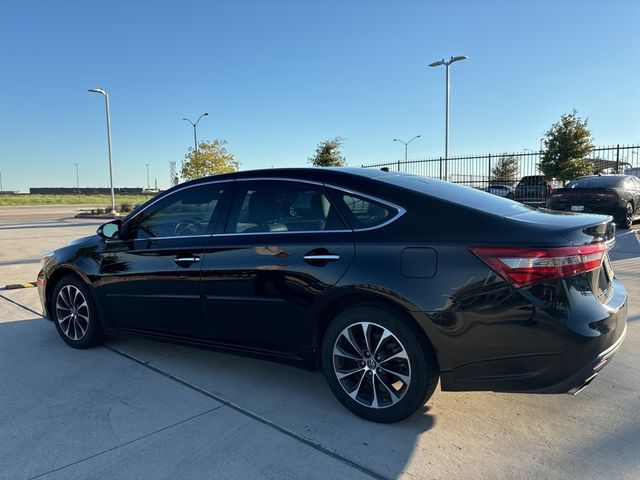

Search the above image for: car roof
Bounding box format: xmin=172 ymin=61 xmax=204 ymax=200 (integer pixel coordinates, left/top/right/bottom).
xmin=177 ymin=167 xmax=393 ymax=188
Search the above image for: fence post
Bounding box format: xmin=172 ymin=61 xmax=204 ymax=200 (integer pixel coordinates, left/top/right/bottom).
xmin=616 ymin=144 xmax=620 ymax=173
xmin=397 ymin=159 xmax=401 ymax=171
xmin=487 ymin=154 xmax=492 ymax=188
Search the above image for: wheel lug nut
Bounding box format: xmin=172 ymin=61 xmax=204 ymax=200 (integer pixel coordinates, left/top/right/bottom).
xmin=360 ymin=361 xmax=366 ymax=367
xmin=364 ymin=351 xmax=370 ymax=357
xmin=376 ymin=355 xmax=381 ymax=361
xmin=366 ymin=371 xmax=372 ymax=377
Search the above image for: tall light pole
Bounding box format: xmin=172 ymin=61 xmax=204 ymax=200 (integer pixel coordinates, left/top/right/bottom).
xmin=0 ymin=165 xmax=3 ymax=192
xmin=393 ymin=135 xmax=422 ymax=170
xmin=429 ymin=55 xmax=468 ymax=180
xmin=88 ymin=88 xmax=116 ymax=214
xmin=74 ymin=163 xmax=79 ymax=190
xmin=145 ymin=163 xmax=150 ymax=190
xmin=183 ymin=113 xmax=208 ymax=152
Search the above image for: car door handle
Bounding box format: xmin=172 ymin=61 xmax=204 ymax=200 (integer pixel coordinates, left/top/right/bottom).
xmin=303 ymin=254 xmax=340 ymax=261
xmin=174 ymin=255 xmax=200 ymax=265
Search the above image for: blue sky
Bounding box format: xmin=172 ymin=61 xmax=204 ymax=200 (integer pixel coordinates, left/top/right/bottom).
xmin=0 ymin=0 xmax=638 ymax=191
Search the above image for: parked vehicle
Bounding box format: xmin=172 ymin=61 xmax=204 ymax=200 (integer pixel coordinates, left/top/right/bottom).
xmin=514 ymin=175 xmax=560 ymax=206
xmin=624 ymin=167 xmax=640 ymax=178
xmin=547 ymin=174 xmax=640 ymax=229
xmin=38 ymin=168 xmax=627 ymax=423
xmin=486 ymin=184 xmax=515 ymax=199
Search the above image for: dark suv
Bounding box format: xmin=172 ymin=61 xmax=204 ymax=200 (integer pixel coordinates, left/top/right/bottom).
xmin=514 ymin=175 xmax=560 ymax=206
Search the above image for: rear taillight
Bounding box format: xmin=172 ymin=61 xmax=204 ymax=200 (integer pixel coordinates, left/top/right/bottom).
xmin=470 ymin=243 xmax=606 ymax=288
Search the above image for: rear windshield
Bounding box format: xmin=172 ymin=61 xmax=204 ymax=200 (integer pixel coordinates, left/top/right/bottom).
xmin=518 ymin=176 xmax=546 ymax=185
xmin=378 ymin=174 xmax=533 ymax=216
xmin=566 ymin=176 xmax=623 ymax=189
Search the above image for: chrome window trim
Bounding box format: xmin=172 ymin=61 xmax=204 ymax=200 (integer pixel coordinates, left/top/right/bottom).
xmin=208 ymin=229 xmax=351 ymax=238
xmin=122 ymin=179 xmax=235 ymax=232
xmin=232 ymin=177 xmax=407 ymax=233
xmin=327 ymin=185 xmax=407 ymax=232
xmin=120 ymin=176 xmax=406 ymax=239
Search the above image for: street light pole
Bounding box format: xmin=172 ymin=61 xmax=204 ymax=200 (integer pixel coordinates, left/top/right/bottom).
xmin=183 ymin=113 xmax=208 ymax=153
xmin=88 ymin=88 xmax=116 ymax=214
xmin=145 ymin=163 xmax=150 ymax=190
xmin=74 ymin=163 xmax=79 ymax=190
xmin=0 ymin=166 xmax=3 ymax=192
xmin=393 ymin=135 xmax=422 ymax=169
xmin=429 ymin=55 xmax=468 ymax=181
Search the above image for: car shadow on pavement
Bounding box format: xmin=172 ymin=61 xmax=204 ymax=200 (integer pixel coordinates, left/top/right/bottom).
xmin=105 ymin=334 xmax=436 ymax=478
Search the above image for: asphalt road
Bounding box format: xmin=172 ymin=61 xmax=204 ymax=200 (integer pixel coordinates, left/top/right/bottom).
xmin=1 ymin=206 xmax=639 ymax=479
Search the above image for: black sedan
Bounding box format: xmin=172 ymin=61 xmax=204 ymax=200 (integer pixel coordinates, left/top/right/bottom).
xmin=38 ymin=168 xmax=627 ymax=423
xmin=547 ymin=174 xmax=640 ymax=228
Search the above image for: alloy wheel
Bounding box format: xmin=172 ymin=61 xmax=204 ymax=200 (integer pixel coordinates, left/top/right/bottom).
xmin=55 ymin=285 xmax=90 ymax=341
xmin=332 ymin=321 xmax=411 ymax=409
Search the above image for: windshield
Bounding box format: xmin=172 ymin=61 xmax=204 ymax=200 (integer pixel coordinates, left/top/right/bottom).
xmin=379 ymin=174 xmax=534 ymax=216
xmin=566 ymin=176 xmax=623 ymax=189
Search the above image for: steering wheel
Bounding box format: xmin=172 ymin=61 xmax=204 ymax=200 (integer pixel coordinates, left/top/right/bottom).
xmin=174 ymin=218 xmax=205 ymax=236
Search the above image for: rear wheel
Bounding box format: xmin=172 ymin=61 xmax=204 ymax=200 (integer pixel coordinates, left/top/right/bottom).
xmin=52 ymin=275 xmax=105 ymax=348
xmin=321 ymin=304 xmax=438 ymax=423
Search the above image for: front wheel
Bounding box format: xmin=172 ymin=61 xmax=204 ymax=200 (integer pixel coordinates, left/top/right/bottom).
xmin=619 ymin=202 xmax=634 ymax=229
xmin=321 ymin=304 xmax=439 ymax=423
xmin=52 ymin=275 xmax=105 ymax=349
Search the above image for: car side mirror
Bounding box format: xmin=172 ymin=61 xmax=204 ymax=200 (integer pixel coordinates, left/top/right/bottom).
xmin=97 ymin=219 xmax=121 ymax=240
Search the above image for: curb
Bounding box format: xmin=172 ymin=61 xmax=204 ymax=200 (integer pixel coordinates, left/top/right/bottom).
xmin=74 ymin=214 xmax=121 ymax=220
xmin=2 ymin=282 xmax=37 ymax=290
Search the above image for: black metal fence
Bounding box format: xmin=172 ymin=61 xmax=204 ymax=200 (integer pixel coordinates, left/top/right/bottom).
xmin=361 ymin=144 xmax=640 ymax=191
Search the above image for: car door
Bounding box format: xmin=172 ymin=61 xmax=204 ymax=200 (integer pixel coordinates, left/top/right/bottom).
xmin=97 ymin=181 xmax=230 ymax=339
xmin=200 ymin=179 xmax=355 ymax=357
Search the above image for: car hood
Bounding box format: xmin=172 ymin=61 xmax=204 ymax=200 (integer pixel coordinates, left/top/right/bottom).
xmin=65 ymin=234 xmax=99 ymax=248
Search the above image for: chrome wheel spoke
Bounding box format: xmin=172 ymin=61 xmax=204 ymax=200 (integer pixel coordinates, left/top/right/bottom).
xmin=380 ymin=349 xmax=408 ymax=364
xmin=336 ymin=367 xmax=365 ymax=380
xmin=360 ymin=322 xmax=372 ymax=355
xmin=347 ymin=371 xmax=367 ymax=400
xmin=333 ymin=343 xmax=362 ymax=361
xmin=379 ymin=365 xmax=410 ymax=385
xmin=75 ymin=318 xmax=87 ymax=337
xmin=372 ymin=329 xmax=392 ymax=357
xmin=345 ymin=329 xmax=365 ymax=357
xmin=58 ymin=289 xmax=71 ymax=309
xmin=376 ymin=374 xmax=401 ymax=404
xmin=371 ymin=376 xmax=380 ymax=408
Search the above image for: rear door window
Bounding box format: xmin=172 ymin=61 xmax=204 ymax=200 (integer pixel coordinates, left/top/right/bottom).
xmin=226 ymin=180 xmax=348 ymax=233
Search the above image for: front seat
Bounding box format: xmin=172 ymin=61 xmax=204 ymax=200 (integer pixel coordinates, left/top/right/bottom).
xmin=243 ymin=191 xmax=288 ymax=233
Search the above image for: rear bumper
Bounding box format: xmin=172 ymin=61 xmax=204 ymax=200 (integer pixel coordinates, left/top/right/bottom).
xmin=440 ymin=277 xmax=628 ymax=394
xmin=526 ymin=322 xmax=627 ymax=394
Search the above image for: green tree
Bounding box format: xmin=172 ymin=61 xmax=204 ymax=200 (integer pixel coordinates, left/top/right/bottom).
xmin=180 ymin=140 xmax=239 ymax=181
xmin=491 ymin=154 xmax=519 ymax=186
xmin=308 ymin=137 xmax=346 ymax=167
xmin=539 ymin=110 xmax=594 ymax=183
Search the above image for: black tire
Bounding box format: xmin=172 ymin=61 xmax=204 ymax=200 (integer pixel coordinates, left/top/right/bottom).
xmin=321 ymin=303 xmax=439 ymax=423
xmin=619 ymin=202 xmax=634 ymax=229
xmin=51 ymin=274 xmax=105 ymax=349
xmin=507 ymin=193 xmax=515 ymax=200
